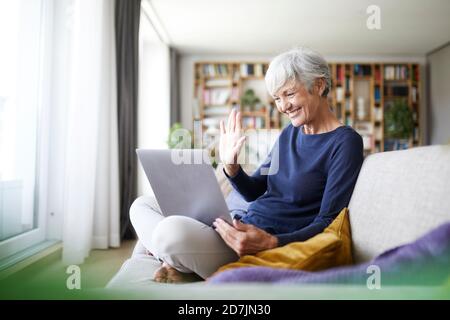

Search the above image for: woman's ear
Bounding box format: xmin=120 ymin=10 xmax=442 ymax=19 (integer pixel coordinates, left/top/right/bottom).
xmin=315 ymin=78 xmax=326 ymax=97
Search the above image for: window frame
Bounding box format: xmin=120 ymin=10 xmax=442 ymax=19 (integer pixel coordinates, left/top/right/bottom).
xmin=0 ymin=0 xmax=53 ymax=261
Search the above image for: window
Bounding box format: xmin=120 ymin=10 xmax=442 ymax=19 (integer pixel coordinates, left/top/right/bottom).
xmin=0 ymin=0 xmax=51 ymax=260
xmin=137 ymin=2 xmax=171 ymax=196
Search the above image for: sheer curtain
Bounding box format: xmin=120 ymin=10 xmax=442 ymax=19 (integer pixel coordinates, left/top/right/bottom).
xmin=54 ymin=0 xmax=120 ymax=265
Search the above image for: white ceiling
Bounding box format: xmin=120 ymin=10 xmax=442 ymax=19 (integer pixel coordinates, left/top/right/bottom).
xmin=149 ymin=0 xmax=450 ymax=56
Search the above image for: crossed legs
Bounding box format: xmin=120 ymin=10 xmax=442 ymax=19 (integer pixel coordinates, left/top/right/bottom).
xmin=129 ymin=196 xmax=238 ymax=282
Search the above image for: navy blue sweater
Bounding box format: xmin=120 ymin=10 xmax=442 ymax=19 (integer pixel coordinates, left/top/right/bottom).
xmin=226 ymin=124 xmax=364 ymax=246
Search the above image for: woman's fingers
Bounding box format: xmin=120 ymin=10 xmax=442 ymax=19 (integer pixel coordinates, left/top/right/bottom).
xmin=232 ymin=136 xmax=246 ymax=154
xmin=213 ymin=219 xmax=240 ymax=249
xmin=236 ymin=111 xmax=242 ymax=131
xmin=226 ymin=109 xmax=242 ymax=133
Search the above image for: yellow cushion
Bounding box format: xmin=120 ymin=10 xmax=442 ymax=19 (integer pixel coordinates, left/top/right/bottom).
xmin=214 ymin=208 xmax=353 ymax=275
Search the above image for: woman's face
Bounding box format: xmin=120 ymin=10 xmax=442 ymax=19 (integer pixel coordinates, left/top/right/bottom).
xmin=273 ymin=80 xmax=322 ymax=127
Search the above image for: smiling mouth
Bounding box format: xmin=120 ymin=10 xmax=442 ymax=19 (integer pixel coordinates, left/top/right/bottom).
xmin=287 ymin=107 xmax=302 ymax=118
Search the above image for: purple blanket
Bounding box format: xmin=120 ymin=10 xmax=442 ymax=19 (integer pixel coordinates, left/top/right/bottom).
xmin=208 ymin=222 xmax=450 ymax=285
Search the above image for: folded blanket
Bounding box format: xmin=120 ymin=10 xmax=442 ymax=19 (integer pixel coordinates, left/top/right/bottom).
xmin=211 ymin=208 xmax=353 ymax=277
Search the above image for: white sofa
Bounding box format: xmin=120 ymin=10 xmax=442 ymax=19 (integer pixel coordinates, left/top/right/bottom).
xmin=105 ymin=145 xmax=450 ymax=299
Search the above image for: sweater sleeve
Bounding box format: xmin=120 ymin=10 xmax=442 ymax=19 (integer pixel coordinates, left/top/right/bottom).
xmin=224 ymin=152 xmax=272 ymax=202
xmin=275 ymin=132 xmax=364 ymax=246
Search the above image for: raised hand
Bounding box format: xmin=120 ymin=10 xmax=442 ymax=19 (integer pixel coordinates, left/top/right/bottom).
xmin=219 ymin=109 xmax=246 ymax=177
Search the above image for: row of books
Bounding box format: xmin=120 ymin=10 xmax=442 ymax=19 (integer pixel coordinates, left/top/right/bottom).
xmin=373 ymin=107 xmax=383 ymax=122
xmin=353 ymin=64 xmax=372 ymax=76
xmin=336 ymin=65 xmax=347 ymax=84
xmin=411 ymin=66 xmax=420 ymax=82
xmin=374 ymin=126 xmax=383 ymax=140
xmin=374 ymin=87 xmax=381 ymax=102
xmin=337 ymin=107 xmax=381 ymax=124
xmin=200 ymin=63 xmax=270 ymax=78
xmin=384 ymin=139 xmax=410 ymax=151
xmin=240 ymin=63 xmax=267 ymax=77
xmin=242 ymin=117 xmax=266 ymax=129
xmin=202 ymin=64 xmax=230 ymax=77
xmin=374 ymin=86 xmax=417 ymax=102
xmin=201 ymin=63 xmax=417 ymax=82
xmin=374 ymin=67 xmax=382 ymax=83
xmin=203 ymin=88 xmax=230 ymax=105
xmin=336 ymin=87 xmax=344 ymax=102
xmin=384 ymin=65 xmax=409 ymax=80
xmin=411 ymin=86 xmax=418 ymax=103
xmin=384 ymin=85 xmax=409 ymax=96
xmin=335 ymin=86 xmax=351 ymax=102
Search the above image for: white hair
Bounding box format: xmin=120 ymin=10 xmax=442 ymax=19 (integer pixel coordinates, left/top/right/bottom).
xmin=265 ymin=47 xmax=331 ymax=97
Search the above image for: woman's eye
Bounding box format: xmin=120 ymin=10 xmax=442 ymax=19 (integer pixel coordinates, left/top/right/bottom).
xmin=287 ymin=93 xmax=294 ymax=97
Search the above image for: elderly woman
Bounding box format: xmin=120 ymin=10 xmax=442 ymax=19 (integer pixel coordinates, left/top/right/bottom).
xmin=129 ymin=47 xmax=363 ymax=283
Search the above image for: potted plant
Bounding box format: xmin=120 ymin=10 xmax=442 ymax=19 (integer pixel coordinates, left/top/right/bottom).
xmin=240 ymin=89 xmax=261 ymax=112
xmin=167 ymin=123 xmax=193 ymax=149
xmin=167 ymin=123 xmax=220 ymax=168
xmin=384 ymin=99 xmax=414 ymax=150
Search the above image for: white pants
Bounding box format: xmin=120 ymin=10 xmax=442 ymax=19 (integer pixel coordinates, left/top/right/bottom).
xmin=129 ymin=196 xmax=238 ymax=279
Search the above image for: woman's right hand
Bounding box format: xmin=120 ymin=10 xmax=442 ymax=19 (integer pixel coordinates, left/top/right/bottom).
xmin=219 ymin=109 xmax=246 ymax=177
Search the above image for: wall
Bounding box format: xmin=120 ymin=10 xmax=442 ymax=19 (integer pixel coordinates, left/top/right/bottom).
xmin=428 ymin=43 xmax=450 ymax=145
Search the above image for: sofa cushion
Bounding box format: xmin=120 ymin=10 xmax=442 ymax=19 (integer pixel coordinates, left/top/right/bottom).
xmin=211 ymin=208 xmax=352 ymax=276
xmin=349 ymin=145 xmax=450 ymax=263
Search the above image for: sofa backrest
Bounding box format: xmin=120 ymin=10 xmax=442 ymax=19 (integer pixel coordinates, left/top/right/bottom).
xmin=349 ymin=145 xmax=450 ymax=264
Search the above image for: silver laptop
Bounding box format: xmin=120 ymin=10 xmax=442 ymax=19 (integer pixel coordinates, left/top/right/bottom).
xmin=136 ymin=149 xmax=232 ymax=226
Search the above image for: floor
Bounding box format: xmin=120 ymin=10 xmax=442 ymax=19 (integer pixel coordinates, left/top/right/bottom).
xmin=0 ymin=240 xmax=137 ymax=298
xmin=77 ymin=240 xmax=137 ymax=287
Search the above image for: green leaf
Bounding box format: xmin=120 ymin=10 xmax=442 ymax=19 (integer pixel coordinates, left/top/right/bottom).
xmin=384 ymin=99 xmax=414 ymax=139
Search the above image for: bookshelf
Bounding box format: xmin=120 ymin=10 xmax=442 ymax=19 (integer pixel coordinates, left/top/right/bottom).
xmin=193 ymin=61 xmax=421 ymax=154
xmin=193 ymin=62 xmax=283 ymax=133
xmin=327 ymin=62 xmax=421 ymax=154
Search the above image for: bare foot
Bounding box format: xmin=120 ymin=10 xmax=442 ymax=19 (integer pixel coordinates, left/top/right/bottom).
xmin=153 ymin=263 xmax=203 ymax=283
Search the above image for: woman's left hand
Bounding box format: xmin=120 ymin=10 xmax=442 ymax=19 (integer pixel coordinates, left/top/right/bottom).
xmin=213 ymin=218 xmax=278 ymax=256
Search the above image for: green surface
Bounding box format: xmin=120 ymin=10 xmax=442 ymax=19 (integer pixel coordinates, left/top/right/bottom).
xmin=1 ymin=274 xmax=449 ymax=300
xmin=1 ymin=240 xmax=448 ymax=300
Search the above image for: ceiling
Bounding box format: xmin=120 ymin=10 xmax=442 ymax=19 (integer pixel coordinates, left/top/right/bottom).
xmin=148 ymin=0 xmax=450 ymax=56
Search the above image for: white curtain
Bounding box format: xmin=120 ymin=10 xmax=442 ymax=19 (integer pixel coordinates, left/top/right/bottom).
xmin=57 ymin=0 xmax=120 ymax=265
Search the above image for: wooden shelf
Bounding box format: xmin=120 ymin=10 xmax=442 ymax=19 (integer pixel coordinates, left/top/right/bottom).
xmin=194 ymin=61 xmax=275 ymax=131
xmin=240 ymin=76 xmax=265 ymax=80
xmin=242 ymin=111 xmax=267 ymax=117
xmin=384 ymin=95 xmax=409 ymax=99
xmin=203 ymin=75 xmax=231 ymax=79
xmin=383 ymin=79 xmax=409 ymax=82
xmin=328 ymin=61 xmax=421 ymax=153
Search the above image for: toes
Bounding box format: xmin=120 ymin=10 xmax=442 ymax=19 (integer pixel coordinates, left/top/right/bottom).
xmin=153 ymin=265 xmax=169 ymax=283
xmin=153 ymin=264 xmax=202 ymax=283
xmin=166 ymin=267 xmax=183 ymax=282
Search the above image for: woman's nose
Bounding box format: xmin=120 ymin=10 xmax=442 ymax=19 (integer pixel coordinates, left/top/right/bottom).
xmin=279 ymin=98 xmax=290 ymax=113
